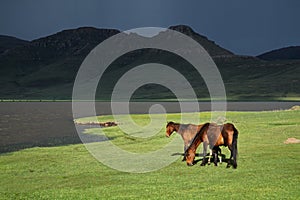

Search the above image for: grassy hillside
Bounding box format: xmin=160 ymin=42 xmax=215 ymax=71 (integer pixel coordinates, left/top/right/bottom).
xmin=0 ymin=26 xmax=299 ymax=101
xmin=1 ymin=110 xmax=299 ymax=199
xmin=217 ymin=57 xmax=300 ymax=100
xmin=96 ymin=52 xmax=300 ymax=101
xmin=258 ymin=46 xmax=300 ymax=61
xmin=0 ymin=35 xmax=29 ymax=54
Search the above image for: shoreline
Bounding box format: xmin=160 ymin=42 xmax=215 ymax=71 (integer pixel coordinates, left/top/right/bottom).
xmin=0 ymin=101 xmax=299 ymax=153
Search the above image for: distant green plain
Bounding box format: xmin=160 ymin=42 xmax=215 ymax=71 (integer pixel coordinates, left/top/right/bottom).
xmin=1 ymin=110 xmax=300 ymax=199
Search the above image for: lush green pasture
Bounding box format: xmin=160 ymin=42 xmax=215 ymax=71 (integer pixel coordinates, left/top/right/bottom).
xmin=1 ymin=110 xmax=300 ymax=199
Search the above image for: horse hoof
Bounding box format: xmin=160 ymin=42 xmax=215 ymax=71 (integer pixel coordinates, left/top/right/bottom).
xmin=200 ymin=163 xmax=206 ymax=166
xmin=233 ymin=164 xmax=237 ymax=169
xmin=226 ymin=165 xmax=230 ymax=168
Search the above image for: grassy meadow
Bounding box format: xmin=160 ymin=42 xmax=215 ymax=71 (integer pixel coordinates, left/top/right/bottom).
xmin=1 ymin=110 xmax=300 ymax=199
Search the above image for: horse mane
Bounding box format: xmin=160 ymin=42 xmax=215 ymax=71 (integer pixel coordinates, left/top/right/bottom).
xmin=166 ymin=121 xmax=193 ymax=129
xmin=184 ymin=122 xmax=210 ymax=154
xmin=166 ymin=121 xmax=178 ymax=127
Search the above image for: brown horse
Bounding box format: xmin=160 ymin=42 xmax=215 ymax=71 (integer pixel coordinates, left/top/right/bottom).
xmin=185 ymin=122 xmax=238 ymax=168
xmin=166 ymin=121 xmax=207 ymax=161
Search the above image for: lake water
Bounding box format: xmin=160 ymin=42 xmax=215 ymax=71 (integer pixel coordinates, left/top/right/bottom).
xmin=0 ymin=101 xmax=298 ymax=152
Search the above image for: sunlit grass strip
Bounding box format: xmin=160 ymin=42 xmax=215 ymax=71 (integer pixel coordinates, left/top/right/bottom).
xmin=1 ymin=110 xmax=300 ymax=199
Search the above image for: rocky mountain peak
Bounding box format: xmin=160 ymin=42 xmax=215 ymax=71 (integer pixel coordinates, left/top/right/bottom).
xmin=169 ymin=25 xmax=196 ymax=35
xmin=30 ymin=27 xmax=120 ymax=51
xmin=169 ymin=24 xmax=233 ymax=57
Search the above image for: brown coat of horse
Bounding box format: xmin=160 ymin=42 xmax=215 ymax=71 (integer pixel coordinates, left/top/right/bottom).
xmin=185 ymin=122 xmax=238 ymax=168
xmin=166 ymin=122 xmax=207 ymax=161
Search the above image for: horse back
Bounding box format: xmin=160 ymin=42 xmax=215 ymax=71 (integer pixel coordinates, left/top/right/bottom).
xmin=181 ymin=124 xmax=203 ymax=142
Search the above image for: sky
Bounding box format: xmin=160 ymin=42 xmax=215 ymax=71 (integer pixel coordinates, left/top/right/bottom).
xmin=0 ymin=0 xmax=299 ymax=56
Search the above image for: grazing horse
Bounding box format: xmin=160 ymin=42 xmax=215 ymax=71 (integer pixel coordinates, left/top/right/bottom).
xmin=185 ymin=122 xmax=238 ymax=168
xmin=166 ymin=122 xmax=206 ymax=161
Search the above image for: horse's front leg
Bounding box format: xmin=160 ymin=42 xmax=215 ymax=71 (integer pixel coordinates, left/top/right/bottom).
xmin=200 ymin=142 xmax=208 ymax=166
xmin=182 ymin=146 xmax=187 ymax=161
xmin=219 ymin=147 xmax=223 ymax=164
xmin=208 ymin=149 xmax=212 ymax=165
xmin=182 ymin=143 xmax=189 ymax=161
xmin=213 ymin=147 xmax=218 ymax=166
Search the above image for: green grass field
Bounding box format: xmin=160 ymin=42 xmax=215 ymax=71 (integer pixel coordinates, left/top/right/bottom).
xmin=1 ymin=110 xmax=300 ymax=199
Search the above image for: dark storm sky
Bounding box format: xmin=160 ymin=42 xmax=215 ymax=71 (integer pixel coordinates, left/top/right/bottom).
xmin=0 ymin=0 xmax=299 ymax=55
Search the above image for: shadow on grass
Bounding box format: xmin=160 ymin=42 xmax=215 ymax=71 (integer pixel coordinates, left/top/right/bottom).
xmin=0 ymin=125 xmax=113 ymax=154
xmin=0 ymin=136 xmax=82 ymax=154
xmin=171 ymin=152 xmax=228 ymax=165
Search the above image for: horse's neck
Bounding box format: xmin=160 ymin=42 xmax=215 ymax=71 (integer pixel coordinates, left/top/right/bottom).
xmin=175 ymin=124 xmax=189 ymax=138
xmin=173 ymin=124 xmax=182 ymax=134
xmin=189 ymin=123 xmax=210 ymax=150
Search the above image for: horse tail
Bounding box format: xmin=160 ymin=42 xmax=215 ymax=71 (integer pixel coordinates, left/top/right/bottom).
xmin=232 ymin=125 xmax=238 ymax=168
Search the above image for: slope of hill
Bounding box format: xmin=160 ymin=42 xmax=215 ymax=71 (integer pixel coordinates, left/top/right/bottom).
xmin=0 ymin=35 xmax=29 ymax=55
xmin=169 ymin=25 xmax=234 ymax=57
xmin=0 ymin=26 xmax=299 ymax=101
xmin=258 ymin=46 xmax=300 ymax=61
xmin=0 ymin=27 xmax=120 ymax=99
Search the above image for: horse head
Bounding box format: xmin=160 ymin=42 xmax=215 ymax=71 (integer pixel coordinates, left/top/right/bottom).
xmin=185 ymin=149 xmax=196 ymax=166
xmin=165 ymin=121 xmax=176 ymax=137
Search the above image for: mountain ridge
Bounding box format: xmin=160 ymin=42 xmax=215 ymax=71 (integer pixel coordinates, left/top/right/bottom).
xmin=0 ymin=35 xmax=29 ymax=55
xmin=257 ymin=46 xmax=300 ymax=61
xmin=0 ymin=25 xmax=299 ymax=100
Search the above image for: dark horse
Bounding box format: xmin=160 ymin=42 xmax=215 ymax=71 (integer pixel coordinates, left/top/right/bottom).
xmin=185 ymin=122 xmax=238 ymax=168
xmin=166 ymin=121 xmax=205 ymax=161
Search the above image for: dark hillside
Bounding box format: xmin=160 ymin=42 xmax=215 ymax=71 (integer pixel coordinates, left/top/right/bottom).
xmin=0 ymin=35 xmax=29 ymax=54
xmin=0 ymin=26 xmax=299 ymax=100
xmin=258 ymin=46 xmax=300 ymax=61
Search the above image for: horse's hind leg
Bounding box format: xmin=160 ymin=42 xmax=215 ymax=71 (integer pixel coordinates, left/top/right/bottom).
xmin=232 ymin=135 xmax=238 ymax=169
xmin=227 ymin=145 xmax=233 ymax=168
xmin=232 ymin=146 xmax=237 ymax=169
xmin=213 ymin=148 xmax=219 ymax=166
xmin=200 ymin=142 xmax=208 ymax=166
xmin=227 ymin=144 xmax=238 ymax=168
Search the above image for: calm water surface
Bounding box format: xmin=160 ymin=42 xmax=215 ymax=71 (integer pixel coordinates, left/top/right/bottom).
xmin=0 ymin=101 xmax=298 ymax=152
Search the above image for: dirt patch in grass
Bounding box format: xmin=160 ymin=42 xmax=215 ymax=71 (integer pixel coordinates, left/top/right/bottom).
xmin=289 ymin=105 xmax=300 ymax=111
xmin=74 ymin=121 xmax=118 ymax=127
xmin=284 ymin=138 xmax=300 ymax=144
